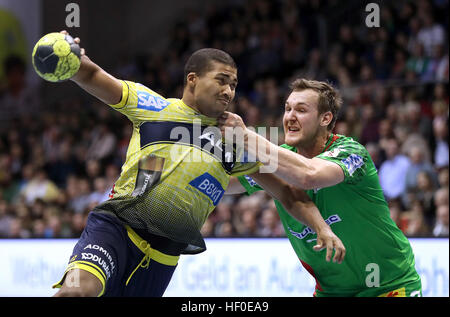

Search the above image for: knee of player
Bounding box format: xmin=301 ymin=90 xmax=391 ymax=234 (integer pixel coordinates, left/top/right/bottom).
xmin=54 ymin=269 xmax=103 ymax=297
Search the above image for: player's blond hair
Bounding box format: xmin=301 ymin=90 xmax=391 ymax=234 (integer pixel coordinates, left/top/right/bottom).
xmin=289 ymin=79 xmax=342 ymax=131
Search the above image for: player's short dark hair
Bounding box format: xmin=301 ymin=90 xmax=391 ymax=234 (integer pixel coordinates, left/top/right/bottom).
xmin=183 ymin=48 xmax=236 ymax=85
xmin=289 ymin=78 xmax=342 ymax=131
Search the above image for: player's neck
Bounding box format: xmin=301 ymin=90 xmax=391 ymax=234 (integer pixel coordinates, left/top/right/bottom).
xmin=181 ymin=92 xmax=200 ymax=114
xmin=296 ymin=131 xmax=332 ymax=158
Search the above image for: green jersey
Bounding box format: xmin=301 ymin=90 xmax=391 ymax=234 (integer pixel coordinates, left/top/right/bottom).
xmin=238 ymin=134 xmax=421 ymax=297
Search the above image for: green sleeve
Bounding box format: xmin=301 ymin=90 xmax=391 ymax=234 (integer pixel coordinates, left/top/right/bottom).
xmin=316 ymin=138 xmax=369 ymax=184
xmin=237 ymin=175 xmax=264 ymax=195
xmin=236 ymin=143 xmax=296 ymax=195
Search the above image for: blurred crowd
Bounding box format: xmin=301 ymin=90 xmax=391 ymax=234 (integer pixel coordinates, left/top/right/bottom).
xmin=0 ymin=0 xmax=448 ymax=239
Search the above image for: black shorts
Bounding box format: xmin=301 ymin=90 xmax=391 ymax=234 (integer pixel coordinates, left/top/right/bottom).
xmin=53 ymin=212 xmax=181 ymax=296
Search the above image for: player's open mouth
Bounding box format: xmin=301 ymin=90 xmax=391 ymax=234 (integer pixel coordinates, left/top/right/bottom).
xmin=287 ymin=127 xmax=300 ymax=133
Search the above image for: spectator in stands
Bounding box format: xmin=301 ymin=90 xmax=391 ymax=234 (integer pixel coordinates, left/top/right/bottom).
xmin=359 ymin=104 xmax=380 ymax=145
xmin=87 ymin=177 xmax=109 ymax=208
xmin=434 ymin=185 xmax=449 ymax=206
xmin=68 ymin=177 xmax=92 ymax=214
xmin=43 ymin=215 xmax=62 ymax=238
xmin=70 ymin=212 xmax=87 ymax=238
xmin=20 ymin=169 xmax=60 ymax=206
xmin=388 ymin=198 xmax=403 ymax=229
xmin=415 ymin=171 xmax=437 ymax=223
xmin=406 ymin=43 xmax=431 ymax=81
xmin=215 ymin=221 xmax=235 ymax=237
xmin=417 ymin=10 xmax=446 ymax=57
xmin=0 ymin=199 xmax=13 ymax=238
xmin=432 ymin=117 xmax=449 ymax=169
xmin=433 ymin=205 xmax=449 ymax=237
xmin=437 ymin=167 xmax=449 ymax=188
xmin=31 ymin=219 xmax=46 ymax=238
xmin=0 ymin=169 xmax=21 ymax=204
xmin=365 ymin=142 xmax=383 ymax=170
xmin=341 ymin=105 xmax=362 ymax=142
xmin=85 ymin=159 xmax=102 ymax=180
xmin=239 ymin=209 xmax=260 ymax=237
xmin=258 ymin=202 xmax=284 ymax=237
xmin=7 ymin=217 xmax=30 ymax=238
xmin=0 ymin=56 xmax=38 ymax=133
xmin=404 ymin=100 xmax=433 ymax=144
xmin=432 ymin=84 xmax=448 ymax=116
xmin=379 ymin=138 xmax=411 ymax=200
xmin=47 ymin=138 xmax=80 ymax=188
xmin=401 ymin=200 xmax=430 ymax=237
xmin=86 ymin=123 xmax=117 ymax=161
xmin=405 ymin=145 xmax=438 ymax=195
xmin=213 ymin=200 xmax=233 ymax=237
xmin=0 ymin=0 xmax=447 ymax=239
xmin=377 ymin=119 xmax=395 ymax=151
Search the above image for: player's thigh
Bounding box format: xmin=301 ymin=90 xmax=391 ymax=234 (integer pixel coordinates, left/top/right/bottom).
xmin=53 ymin=212 xmax=129 ymax=296
xmin=124 ymin=259 xmax=178 ymax=297
xmin=53 ymin=269 xmax=102 ymax=297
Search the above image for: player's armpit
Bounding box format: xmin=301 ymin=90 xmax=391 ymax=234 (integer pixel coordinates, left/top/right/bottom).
xmin=225 ymin=176 xmax=247 ymax=195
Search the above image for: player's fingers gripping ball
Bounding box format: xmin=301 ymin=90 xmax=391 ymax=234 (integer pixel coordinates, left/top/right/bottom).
xmin=32 ymin=32 xmax=81 ymax=82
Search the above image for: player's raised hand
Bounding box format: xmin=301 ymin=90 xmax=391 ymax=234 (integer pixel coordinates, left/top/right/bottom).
xmin=218 ymin=111 xmax=247 ymax=143
xmin=314 ymin=227 xmax=346 ymax=264
xmin=60 ymin=30 xmax=85 ymax=57
xmin=58 ymin=30 xmax=122 ymax=105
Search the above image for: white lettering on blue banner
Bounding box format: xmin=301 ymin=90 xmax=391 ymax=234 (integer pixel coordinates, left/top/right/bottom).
xmin=189 ymin=173 xmax=225 ymax=206
xmin=341 ymin=154 xmax=364 ymax=176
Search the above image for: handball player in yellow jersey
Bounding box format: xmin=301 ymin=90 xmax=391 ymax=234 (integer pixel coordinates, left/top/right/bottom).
xmin=53 ymin=31 xmax=345 ymax=297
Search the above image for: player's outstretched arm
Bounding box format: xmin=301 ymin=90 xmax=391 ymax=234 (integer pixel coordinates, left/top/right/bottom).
xmin=218 ymin=112 xmax=344 ymax=190
xmin=61 ymin=30 xmax=123 ymax=105
xmin=250 ymin=172 xmax=346 ymax=263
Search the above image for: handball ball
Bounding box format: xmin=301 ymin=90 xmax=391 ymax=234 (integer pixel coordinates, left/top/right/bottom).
xmin=32 ymin=32 xmax=81 ymax=82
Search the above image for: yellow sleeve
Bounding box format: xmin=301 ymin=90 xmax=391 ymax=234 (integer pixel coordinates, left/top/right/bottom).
xmin=109 ymin=80 xmax=130 ymax=110
xmin=230 ymin=161 xmax=263 ymax=177
xmin=108 ymin=80 xmax=171 ymax=123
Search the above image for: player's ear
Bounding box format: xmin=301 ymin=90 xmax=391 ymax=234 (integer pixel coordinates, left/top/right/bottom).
xmin=186 ymin=72 xmax=197 ymax=88
xmin=320 ymin=111 xmax=333 ymax=128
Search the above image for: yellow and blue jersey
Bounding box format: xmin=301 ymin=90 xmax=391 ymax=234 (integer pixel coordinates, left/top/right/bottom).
xmin=94 ymin=80 xmax=260 ymax=254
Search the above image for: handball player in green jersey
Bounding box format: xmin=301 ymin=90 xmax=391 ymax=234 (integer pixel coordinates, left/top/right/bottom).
xmin=52 ymin=31 xmax=345 ymax=297
xmin=220 ymin=79 xmax=422 ymax=297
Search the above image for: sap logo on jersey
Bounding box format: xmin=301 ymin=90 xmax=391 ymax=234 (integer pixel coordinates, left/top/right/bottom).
xmin=189 ymin=173 xmax=225 ymax=206
xmin=341 ymin=154 xmax=364 ymax=176
xmin=137 ymin=91 xmax=169 ymax=112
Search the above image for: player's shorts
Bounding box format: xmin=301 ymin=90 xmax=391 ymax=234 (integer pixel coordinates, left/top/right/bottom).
xmin=314 ymin=277 xmax=422 ymax=297
xmin=357 ymin=278 xmax=423 ymax=297
xmin=53 ymin=211 xmax=186 ymax=296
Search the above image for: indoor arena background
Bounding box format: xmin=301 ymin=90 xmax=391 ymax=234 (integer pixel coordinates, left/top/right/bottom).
xmin=0 ymin=0 xmax=448 ymax=297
